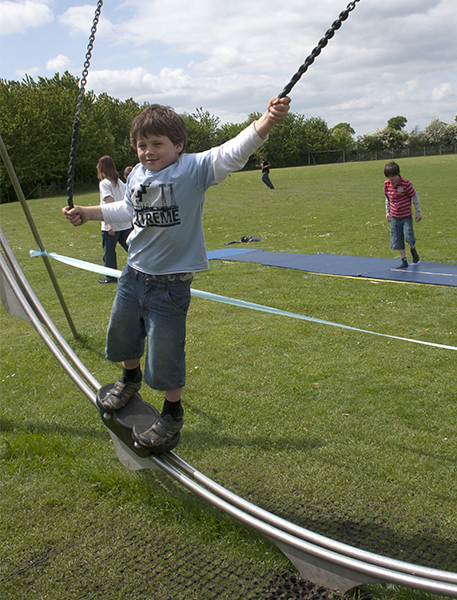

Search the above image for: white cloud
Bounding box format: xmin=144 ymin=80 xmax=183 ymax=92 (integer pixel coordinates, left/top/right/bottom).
xmin=1 ymin=0 xmax=456 ymax=134
xmin=432 ymin=82 xmax=453 ymax=100
xmin=191 ymin=46 xmax=254 ymax=76
xmin=59 ymin=4 xmax=114 ymax=38
xmin=86 ymin=66 xmax=276 ymax=122
xmin=0 ymin=0 xmax=53 ymax=35
xmin=46 ymin=54 xmax=70 ymax=72
xmin=117 ymin=0 xmax=320 ymax=75
xmin=15 ymin=66 xmax=40 ymax=78
xmin=87 ymin=65 xmax=228 ymax=102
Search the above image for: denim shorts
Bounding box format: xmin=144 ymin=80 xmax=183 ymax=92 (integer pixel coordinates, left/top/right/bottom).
xmin=390 ymin=216 xmax=416 ymax=251
xmin=105 ymin=265 xmax=193 ymax=391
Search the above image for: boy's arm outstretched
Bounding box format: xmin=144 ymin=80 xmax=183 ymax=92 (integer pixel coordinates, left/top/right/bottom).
xmin=62 ymin=204 xmax=103 ymax=227
xmin=211 ymin=96 xmax=291 ymax=184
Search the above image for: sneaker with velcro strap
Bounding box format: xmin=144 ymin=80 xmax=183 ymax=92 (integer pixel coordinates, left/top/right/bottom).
xmin=100 ymin=376 xmax=142 ymax=411
xmin=133 ymin=414 xmax=184 ymax=448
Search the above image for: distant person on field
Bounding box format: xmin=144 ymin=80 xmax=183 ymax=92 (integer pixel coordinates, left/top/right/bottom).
xmin=123 ymin=165 xmax=133 ymax=182
xmin=96 ymin=156 xmax=133 ymax=284
xmin=384 ymin=161 xmax=421 ymax=269
xmin=256 ymin=153 xmax=275 ymax=189
xmin=63 ymin=96 xmax=291 ymax=450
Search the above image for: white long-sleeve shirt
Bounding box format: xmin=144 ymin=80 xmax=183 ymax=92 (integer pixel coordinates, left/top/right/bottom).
xmin=101 ymin=122 xmax=266 ymax=275
xmin=99 ymin=178 xmax=132 ymax=232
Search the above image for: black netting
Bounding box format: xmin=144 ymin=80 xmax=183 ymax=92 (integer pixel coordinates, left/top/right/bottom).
xmin=1 ymin=474 xmax=375 ymax=600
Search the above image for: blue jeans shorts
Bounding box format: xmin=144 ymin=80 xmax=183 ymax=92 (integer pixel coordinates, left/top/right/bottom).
xmin=105 ymin=265 xmax=193 ymax=391
xmin=390 ymin=216 xmax=416 ymax=251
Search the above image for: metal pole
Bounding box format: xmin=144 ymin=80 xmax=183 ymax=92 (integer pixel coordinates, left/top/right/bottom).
xmin=0 ymin=133 xmax=79 ymax=338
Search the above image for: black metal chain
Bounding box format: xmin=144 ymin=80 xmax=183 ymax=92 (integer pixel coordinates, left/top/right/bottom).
xmin=65 ymin=0 xmax=359 ymax=205
xmin=66 ymin=0 xmax=103 ymax=208
xmin=278 ymin=0 xmax=361 ymax=98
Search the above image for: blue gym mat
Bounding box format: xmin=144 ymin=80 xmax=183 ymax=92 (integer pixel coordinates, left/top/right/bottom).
xmin=207 ymin=248 xmax=457 ymax=287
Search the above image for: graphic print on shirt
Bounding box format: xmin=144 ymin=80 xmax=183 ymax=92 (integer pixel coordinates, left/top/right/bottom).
xmin=131 ymin=181 xmax=180 ymax=228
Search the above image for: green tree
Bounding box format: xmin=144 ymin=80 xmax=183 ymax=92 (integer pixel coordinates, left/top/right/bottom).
xmin=0 ymin=73 xmax=141 ymax=202
xmin=407 ymin=126 xmax=426 ymax=149
xmin=1 ymin=72 xmax=80 ymax=199
xmin=387 ymin=116 xmax=407 ymax=130
xmin=93 ymin=93 xmax=139 ymax=170
xmin=302 ymin=117 xmax=330 ymax=153
xmin=356 ymin=133 xmax=385 ymax=154
xmin=332 ymin=122 xmax=355 ymax=136
xmin=261 ymin=113 xmax=308 ymax=168
xmin=330 ymin=123 xmax=356 ymax=152
xmin=181 ymin=108 xmax=220 ymax=153
xmin=214 ymin=121 xmax=246 ymax=146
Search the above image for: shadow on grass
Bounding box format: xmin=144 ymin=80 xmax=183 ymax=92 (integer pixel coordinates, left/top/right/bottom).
xmin=1 ymin=413 xmax=321 ymax=452
xmin=0 ymin=417 xmax=107 ymax=441
xmin=232 ymin=472 xmax=457 ymax=574
xmin=182 ymin=429 xmax=324 ymax=453
xmin=389 ymin=440 xmax=456 ymax=466
xmin=71 ymin=333 xmax=108 ymax=361
xmin=282 ymin=500 xmax=457 ymax=574
xmin=143 ymin=466 xmax=457 ymax=574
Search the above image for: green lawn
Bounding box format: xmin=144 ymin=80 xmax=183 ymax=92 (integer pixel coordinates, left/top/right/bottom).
xmin=1 ymin=155 xmax=456 ymax=600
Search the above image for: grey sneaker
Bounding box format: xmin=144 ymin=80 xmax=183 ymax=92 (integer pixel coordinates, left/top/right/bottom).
xmin=396 ymin=258 xmax=408 ymax=269
xmin=410 ymin=247 xmax=419 ymax=263
xmin=133 ymin=414 xmax=183 ymax=448
xmin=100 ymin=376 xmax=142 ymax=411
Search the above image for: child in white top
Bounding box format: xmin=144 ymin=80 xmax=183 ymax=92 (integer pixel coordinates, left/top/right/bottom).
xmin=96 ymin=156 xmax=132 ymax=283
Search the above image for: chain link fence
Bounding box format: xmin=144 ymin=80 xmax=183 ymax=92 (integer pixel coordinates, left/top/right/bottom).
xmin=306 ymin=143 xmax=457 ymax=165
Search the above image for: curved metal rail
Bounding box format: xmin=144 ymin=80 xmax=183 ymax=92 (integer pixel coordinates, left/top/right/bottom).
xmin=1 ymin=227 xmax=457 ymax=597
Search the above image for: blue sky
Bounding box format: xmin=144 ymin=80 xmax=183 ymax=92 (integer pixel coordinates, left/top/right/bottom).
xmin=1 ymin=0 xmax=456 ymax=136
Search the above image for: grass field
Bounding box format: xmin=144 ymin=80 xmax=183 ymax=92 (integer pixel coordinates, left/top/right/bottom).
xmin=1 ymin=155 xmax=456 ymax=600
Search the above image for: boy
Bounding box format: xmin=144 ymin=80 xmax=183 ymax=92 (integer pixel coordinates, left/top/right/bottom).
xmin=63 ymin=96 xmax=291 ymax=449
xmin=256 ymin=153 xmax=275 ymax=189
xmin=383 ymin=161 xmax=422 ymax=269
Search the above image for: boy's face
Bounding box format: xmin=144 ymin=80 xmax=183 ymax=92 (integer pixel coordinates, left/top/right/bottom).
xmin=387 ymin=174 xmax=401 ymax=185
xmin=136 ymin=134 xmax=184 ymax=172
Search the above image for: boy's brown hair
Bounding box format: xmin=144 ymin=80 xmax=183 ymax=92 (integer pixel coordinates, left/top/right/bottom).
xmin=129 ymin=104 xmax=187 ymax=153
xmin=384 ymin=161 xmax=400 ymax=177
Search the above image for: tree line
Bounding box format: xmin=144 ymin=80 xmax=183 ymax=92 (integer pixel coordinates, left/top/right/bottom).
xmin=1 ymin=72 xmax=456 ymax=203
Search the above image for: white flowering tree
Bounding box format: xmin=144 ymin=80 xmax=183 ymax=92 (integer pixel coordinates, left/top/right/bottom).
xmin=422 ymin=118 xmax=448 ymax=145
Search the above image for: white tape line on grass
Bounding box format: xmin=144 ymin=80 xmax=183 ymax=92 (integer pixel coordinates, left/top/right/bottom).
xmin=30 ymin=250 xmax=122 ymax=279
xmin=31 ymin=250 xmax=457 ymax=351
